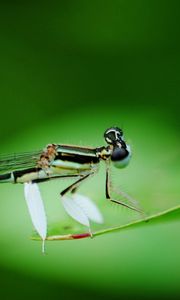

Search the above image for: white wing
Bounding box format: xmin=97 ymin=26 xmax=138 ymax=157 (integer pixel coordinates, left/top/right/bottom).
xmin=61 ymin=194 xmax=103 ymax=227
xmin=24 ymin=182 xmax=47 ymax=252
xmin=61 ymin=195 xmax=90 ymax=227
xmin=72 ymin=194 xmax=104 ymax=224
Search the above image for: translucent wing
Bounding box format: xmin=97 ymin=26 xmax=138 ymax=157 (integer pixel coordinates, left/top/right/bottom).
xmin=0 ymin=150 xmax=42 ymax=174
xmin=61 ymin=193 xmax=103 ymax=227
xmin=72 ymin=194 xmax=103 ymax=224
xmin=24 ymin=182 xmax=47 ymax=252
xmin=61 ymin=195 xmax=90 ymax=227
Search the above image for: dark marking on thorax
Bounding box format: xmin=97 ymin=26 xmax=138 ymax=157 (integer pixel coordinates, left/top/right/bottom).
xmin=13 ymin=168 xmax=40 ymax=183
xmin=54 ymin=152 xmax=99 ymax=164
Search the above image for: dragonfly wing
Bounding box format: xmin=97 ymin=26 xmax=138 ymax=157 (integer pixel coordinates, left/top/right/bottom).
xmin=61 ymin=193 xmax=103 ymax=226
xmin=0 ymin=150 xmax=42 ymax=174
xmin=72 ymin=194 xmax=104 ymax=224
xmin=61 ymin=195 xmax=90 ymax=227
xmin=24 ymin=182 xmax=47 ymax=246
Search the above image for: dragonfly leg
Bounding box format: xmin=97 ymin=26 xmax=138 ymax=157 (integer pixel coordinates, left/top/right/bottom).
xmin=60 ymin=173 xmax=92 ymax=197
xmin=105 ymin=166 xmax=142 ymax=213
xmin=71 ymin=187 xmax=77 ymax=194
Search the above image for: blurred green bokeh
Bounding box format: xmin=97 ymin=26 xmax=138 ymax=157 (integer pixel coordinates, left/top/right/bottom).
xmin=0 ymin=1 xmax=180 ymax=299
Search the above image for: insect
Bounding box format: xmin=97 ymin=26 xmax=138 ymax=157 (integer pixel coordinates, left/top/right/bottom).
xmin=0 ymin=127 xmax=141 ymax=251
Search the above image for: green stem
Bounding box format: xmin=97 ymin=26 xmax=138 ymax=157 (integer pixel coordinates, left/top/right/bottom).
xmin=93 ymin=204 xmax=180 ymax=237
xmin=31 ymin=204 xmax=180 ymax=241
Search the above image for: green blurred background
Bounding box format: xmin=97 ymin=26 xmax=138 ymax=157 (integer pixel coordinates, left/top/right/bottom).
xmin=0 ymin=1 xmax=180 ymax=299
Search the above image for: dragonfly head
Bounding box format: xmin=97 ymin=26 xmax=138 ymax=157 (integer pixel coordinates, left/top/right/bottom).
xmin=104 ymin=127 xmax=131 ymax=168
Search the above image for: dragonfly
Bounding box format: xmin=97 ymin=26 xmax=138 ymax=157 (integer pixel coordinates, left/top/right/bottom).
xmin=0 ymin=127 xmax=141 ymax=251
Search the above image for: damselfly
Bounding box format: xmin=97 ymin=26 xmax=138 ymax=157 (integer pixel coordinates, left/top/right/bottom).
xmin=0 ymin=127 xmax=141 ymax=251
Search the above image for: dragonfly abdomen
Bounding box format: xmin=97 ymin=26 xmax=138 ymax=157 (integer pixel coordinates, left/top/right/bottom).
xmin=0 ymin=172 xmax=13 ymax=183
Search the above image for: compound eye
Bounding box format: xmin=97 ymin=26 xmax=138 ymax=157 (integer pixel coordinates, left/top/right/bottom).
xmin=104 ymin=127 xmax=123 ymax=144
xmin=111 ymin=147 xmax=131 ymax=169
xmin=111 ymin=148 xmax=128 ymax=161
xmin=105 ymin=131 xmax=116 ymax=144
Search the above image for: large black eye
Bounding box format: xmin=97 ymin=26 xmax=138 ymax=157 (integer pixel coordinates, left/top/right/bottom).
xmin=104 ymin=127 xmax=123 ymax=144
xmin=111 ymin=147 xmax=128 ymax=161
